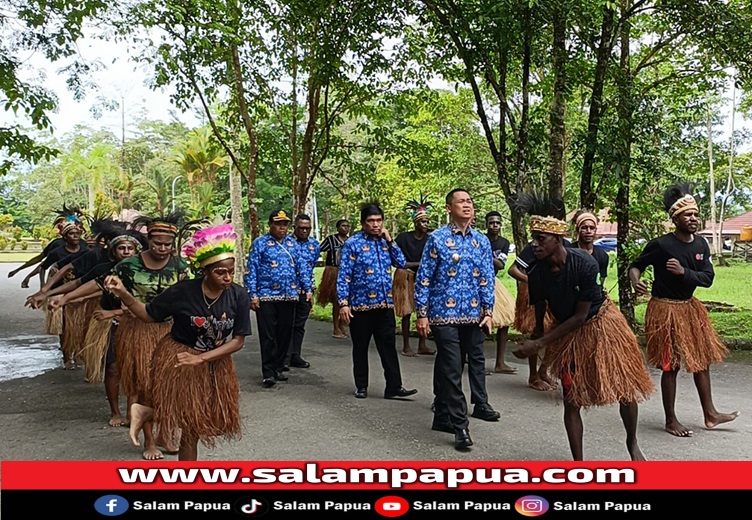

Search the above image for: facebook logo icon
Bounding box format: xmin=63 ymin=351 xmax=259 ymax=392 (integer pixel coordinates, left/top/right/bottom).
xmin=94 ymin=495 xmax=129 ymax=516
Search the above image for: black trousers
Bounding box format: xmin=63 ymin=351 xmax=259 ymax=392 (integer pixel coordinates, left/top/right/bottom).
xmin=349 ymin=308 xmax=403 ymax=394
xmin=286 ymin=293 xmax=310 ymax=365
xmin=432 ymin=325 xmax=487 ymax=430
xmin=256 ymin=301 xmax=296 ymax=379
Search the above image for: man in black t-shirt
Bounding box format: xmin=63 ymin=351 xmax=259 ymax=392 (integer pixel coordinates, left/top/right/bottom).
xmin=394 ymin=195 xmax=435 ymax=356
xmin=512 ymin=196 xmax=653 ymax=461
xmin=629 ymin=183 xmax=738 ymax=438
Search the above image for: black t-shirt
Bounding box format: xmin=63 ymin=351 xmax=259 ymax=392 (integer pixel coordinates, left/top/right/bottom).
xmin=487 ymin=235 xmax=511 ymax=274
xmin=146 ymin=278 xmax=252 ymax=352
xmin=395 ymin=231 xmax=429 ymax=265
xmin=70 ymin=247 xmax=107 ymax=278
xmin=514 ymin=238 xmax=573 ymax=272
xmin=41 ymin=237 xmax=65 ymax=257
xmin=41 ymin=242 xmax=86 ymax=270
xmin=572 ymin=243 xmax=609 ymax=285
xmin=629 ymin=233 xmax=714 ymax=300
xmin=528 ymin=248 xmax=604 ymax=323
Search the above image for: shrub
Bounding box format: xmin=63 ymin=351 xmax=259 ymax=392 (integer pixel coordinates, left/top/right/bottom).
xmin=9 ymin=238 xmax=17 ymax=250
xmin=10 ymin=226 xmax=23 ymax=240
xmin=0 ymin=236 xmax=7 ymax=250
xmin=21 ymin=240 xmax=29 ymax=250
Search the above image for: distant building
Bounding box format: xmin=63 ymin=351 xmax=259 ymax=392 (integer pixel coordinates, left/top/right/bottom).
xmin=698 ymin=209 xmax=752 ymax=245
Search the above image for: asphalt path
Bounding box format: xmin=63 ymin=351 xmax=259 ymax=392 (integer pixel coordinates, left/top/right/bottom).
xmin=0 ymin=262 xmax=750 ymax=463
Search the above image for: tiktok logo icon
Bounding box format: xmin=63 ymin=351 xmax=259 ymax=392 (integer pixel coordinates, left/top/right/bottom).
xmin=235 ymin=496 xmax=270 ymax=516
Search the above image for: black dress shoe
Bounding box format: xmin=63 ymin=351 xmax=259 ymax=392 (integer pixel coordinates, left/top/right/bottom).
xmin=454 ymin=428 xmax=473 ymax=450
xmin=262 ymin=378 xmax=276 ymax=388
xmin=274 ymin=372 xmax=288 ymax=382
xmin=384 ymin=387 xmax=418 ymax=399
xmin=471 ymin=403 xmax=501 ymax=421
xmin=431 ymin=419 xmax=454 ymax=434
xmin=290 ymin=359 xmax=310 ymax=368
xmin=280 ymin=365 xmax=290 ymax=372
xmin=354 ymin=388 xmax=367 ymax=399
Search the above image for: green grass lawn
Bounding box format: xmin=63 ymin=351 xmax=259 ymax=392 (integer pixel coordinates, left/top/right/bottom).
xmin=310 ymin=254 xmax=752 ymax=341
xmin=0 ymin=252 xmax=36 ymax=263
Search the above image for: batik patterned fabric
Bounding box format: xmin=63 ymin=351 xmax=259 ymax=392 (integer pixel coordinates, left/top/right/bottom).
xmin=245 ymin=233 xmax=310 ymax=301
xmin=414 ymin=223 xmax=495 ymax=325
xmin=295 ymin=236 xmax=320 ymax=292
xmin=113 ymin=254 xmax=189 ymax=304
xmin=336 ymin=230 xmax=406 ymax=311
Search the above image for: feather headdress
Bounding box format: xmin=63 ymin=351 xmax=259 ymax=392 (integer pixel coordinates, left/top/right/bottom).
xmin=53 ymin=204 xmax=88 ymax=236
xmin=513 ymin=190 xmax=568 ymax=236
xmin=405 ymin=193 xmax=434 ymax=221
xmin=131 ymin=209 xmax=186 ymax=236
xmin=663 ymin=182 xmax=698 ymax=218
xmin=181 ymin=222 xmax=237 ymax=269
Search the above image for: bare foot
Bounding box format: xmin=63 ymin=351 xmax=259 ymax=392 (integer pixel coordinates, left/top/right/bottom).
xmin=332 ymin=332 xmax=347 ymax=339
xmin=528 ymin=378 xmax=554 ymax=391
xmin=109 ymin=415 xmax=124 ymax=427
xmin=418 ymin=349 xmax=436 ymax=355
xmin=705 ymin=411 xmax=740 ymax=429
xmin=157 ymin=429 xmax=180 ymax=454
xmin=628 ymin=442 xmax=646 ymax=461
xmin=129 ymin=403 xmax=153 ymax=447
xmin=142 ymin=447 xmax=164 ymax=460
xmin=63 ymin=360 xmax=76 ymax=370
xmin=665 ymin=419 xmax=693 ymax=437
xmin=401 ymin=349 xmax=417 ymax=357
xmin=493 ymin=364 xmax=517 ymax=374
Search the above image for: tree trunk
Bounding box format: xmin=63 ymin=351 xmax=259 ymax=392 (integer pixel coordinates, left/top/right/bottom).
xmin=580 ymin=7 xmax=615 ymax=210
xmin=549 ymin=3 xmax=567 ymax=205
xmin=296 ymin=82 xmax=320 ymax=214
xmin=615 ymin=0 xmax=635 ymax=327
xmin=229 ymin=163 xmax=245 ymax=285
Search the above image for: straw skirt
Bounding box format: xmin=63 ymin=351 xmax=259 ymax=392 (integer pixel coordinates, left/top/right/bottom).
xmin=44 ymin=303 xmax=63 ymax=336
xmin=393 ymin=268 xmax=416 ymax=317
xmin=543 ymin=298 xmax=655 ymax=408
xmin=115 ymin=314 xmax=171 ymax=398
xmin=315 ymin=266 xmax=338 ymax=307
xmin=61 ymin=298 xmax=98 ymax=362
xmin=150 ymin=336 xmax=241 ymax=448
xmin=492 ymin=279 xmax=516 ymax=328
xmin=513 ymin=281 xmax=554 ymax=334
xmin=645 ymin=297 xmax=728 ymax=372
xmin=79 ymin=312 xmax=115 ymax=384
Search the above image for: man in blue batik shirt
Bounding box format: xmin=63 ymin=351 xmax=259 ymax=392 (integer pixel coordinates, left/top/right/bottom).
xmin=283 ymin=213 xmax=320 ymax=371
xmin=246 ymin=209 xmax=312 ymax=388
xmin=337 ymin=203 xmax=418 ymax=401
xmin=414 ymin=188 xmax=498 ymax=451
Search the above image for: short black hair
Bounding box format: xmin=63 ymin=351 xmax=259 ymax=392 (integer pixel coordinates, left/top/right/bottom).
xmin=295 ymin=214 xmax=312 ymax=223
xmin=445 ymin=188 xmax=471 ymax=205
xmin=359 ymin=202 xmax=384 ymax=223
xmin=335 ymin=219 xmax=350 ymax=228
xmin=485 ymin=211 xmax=502 ymax=222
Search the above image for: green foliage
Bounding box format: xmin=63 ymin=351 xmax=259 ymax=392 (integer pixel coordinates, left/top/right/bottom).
xmin=0 ymin=236 xmax=6 ymax=250
xmin=20 ymin=240 xmax=28 ymax=250
xmin=0 ymin=214 xmax=13 ymax=229
xmin=1 ymin=0 xmax=108 ymax=173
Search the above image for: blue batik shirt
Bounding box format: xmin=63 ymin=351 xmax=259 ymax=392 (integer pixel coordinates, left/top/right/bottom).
xmin=336 ymin=230 xmax=407 ymax=311
xmin=414 ymin=223 xmax=495 ymax=325
xmin=245 ymin=233 xmax=311 ymax=302
xmin=295 ymin=236 xmax=320 ymax=293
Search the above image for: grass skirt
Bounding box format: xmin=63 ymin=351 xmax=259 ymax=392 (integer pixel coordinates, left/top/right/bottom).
xmin=492 ymin=279 xmax=516 ymax=328
xmin=115 ymin=314 xmax=171 ymax=398
xmin=79 ymin=312 xmax=115 ymax=384
xmin=315 ymin=266 xmax=338 ymax=307
xmin=151 ymin=336 xmax=241 ymax=448
xmin=62 ymin=298 xmax=98 ymax=362
xmin=513 ymin=281 xmax=554 ymax=334
xmin=543 ymin=298 xmax=655 ymax=408
xmin=645 ymin=297 xmax=728 ymax=372
xmin=393 ymin=268 xmax=416 ymax=317
xmin=44 ymin=303 xmax=63 ymax=336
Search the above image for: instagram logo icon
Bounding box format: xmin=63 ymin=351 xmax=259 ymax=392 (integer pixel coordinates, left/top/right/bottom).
xmin=515 ymin=495 xmax=550 ymax=516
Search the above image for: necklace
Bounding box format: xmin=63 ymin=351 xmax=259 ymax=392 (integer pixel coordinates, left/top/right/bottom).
xmin=201 ymin=284 xmax=222 ymax=309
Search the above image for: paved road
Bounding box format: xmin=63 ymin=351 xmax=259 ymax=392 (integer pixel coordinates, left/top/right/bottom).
xmin=0 ymin=262 xmax=749 ymax=462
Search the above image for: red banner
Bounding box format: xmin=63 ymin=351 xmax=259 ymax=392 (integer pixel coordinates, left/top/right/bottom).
xmin=3 ymin=461 xmax=752 ymax=490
